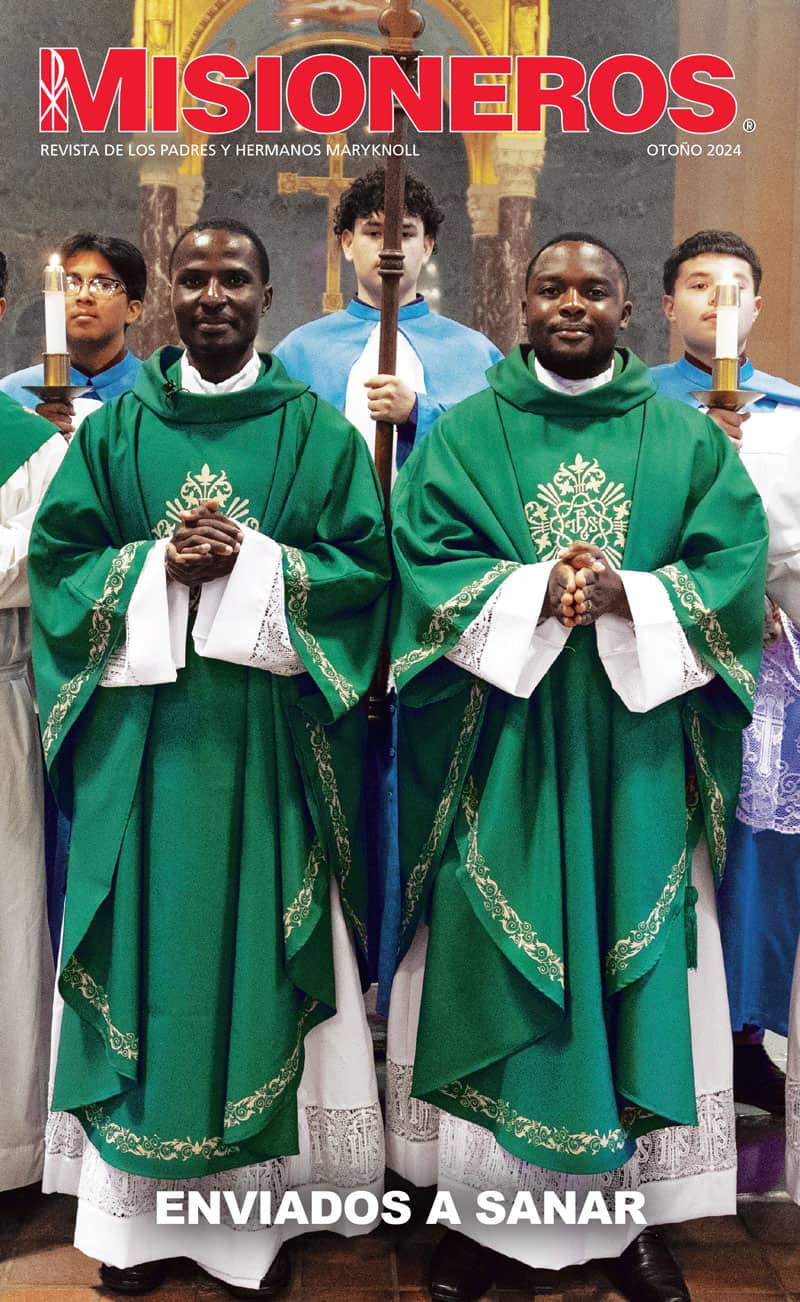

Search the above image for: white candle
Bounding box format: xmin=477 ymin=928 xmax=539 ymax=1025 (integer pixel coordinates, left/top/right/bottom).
xmin=714 ymin=281 xmax=739 ymax=360
xmin=43 ymin=256 xmax=67 ymax=354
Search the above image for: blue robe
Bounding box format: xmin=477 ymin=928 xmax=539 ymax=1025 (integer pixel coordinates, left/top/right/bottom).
xmin=650 ymin=355 xmax=800 ymax=413
xmin=652 ymin=356 xmax=800 ymax=1033
xmin=0 ymin=349 xmax=142 ymax=955
xmin=275 ymin=298 xmax=502 ymax=1010
xmin=274 ymin=297 xmax=502 ymax=468
xmin=0 ymin=350 xmax=142 ymax=408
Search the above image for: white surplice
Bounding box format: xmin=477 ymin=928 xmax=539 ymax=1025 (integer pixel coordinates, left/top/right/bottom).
xmin=0 ymin=430 xmax=66 ymax=1191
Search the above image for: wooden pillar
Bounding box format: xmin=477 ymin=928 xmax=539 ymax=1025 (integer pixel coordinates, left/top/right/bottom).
xmin=672 ymin=0 xmax=800 ymax=381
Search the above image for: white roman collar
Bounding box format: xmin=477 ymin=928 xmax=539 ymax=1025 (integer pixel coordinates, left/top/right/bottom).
xmin=180 ymin=349 xmax=261 ymax=394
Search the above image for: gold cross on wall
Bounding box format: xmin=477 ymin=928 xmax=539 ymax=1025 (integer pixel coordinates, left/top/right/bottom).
xmin=277 ymin=134 xmax=354 ymax=314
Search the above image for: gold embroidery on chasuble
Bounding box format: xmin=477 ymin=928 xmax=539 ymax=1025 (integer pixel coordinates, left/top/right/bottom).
xmin=604 ymin=846 xmax=688 ymax=978
xmin=306 ymin=719 xmax=366 ymax=950
xmin=42 ymin=539 xmax=145 ymax=761
xmin=283 ymin=839 xmax=325 ymax=939
xmin=401 ymin=679 xmax=487 ymax=929
xmin=461 ymin=778 xmax=565 ymax=988
xmin=689 ymin=708 xmax=728 ymax=872
xmin=525 ymin=453 xmax=631 ymax=565
xmin=390 ymin=561 xmax=519 ymax=680
xmin=61 ymin=956 xmax=139 ymax=1062
xmin=151 ymin=463 xmax=260 ymax=539
xmin=282 ymin=546 xmax=360 ymax=709
xmin=656 ymin=563 xmax=756 ymax=700
xmin=438 ymin=1079 xmax=630 ymax=1159
xmin=79 ymin=998 xmax=320 ymax=1160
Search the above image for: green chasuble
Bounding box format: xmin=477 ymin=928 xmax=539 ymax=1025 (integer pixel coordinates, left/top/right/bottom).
xmin=29 ymin=348 xmax=390 ymax=1179
xmin=390 ymin=347 xmax=768 ymax=1175
xmin=0 ymin=389 xmax=60 ymax=485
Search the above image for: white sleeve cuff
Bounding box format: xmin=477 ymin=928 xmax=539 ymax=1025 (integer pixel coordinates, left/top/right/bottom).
xmin=741 ymin=410 xmax=800 ymax=621
xmin=0 ymin=432 xmax=66 ymax=609
xmin=101 ymin=539 xmax=189 ymax=687
xmin=445 ymin=562 xmax=571 ymax=697
xmin=193 ymin=527 xmax=305 ymax=674
xmin=766 ymin=553 xmax=800 ymax=626
xmin=595 ymin=570 xmax=714 ymax=712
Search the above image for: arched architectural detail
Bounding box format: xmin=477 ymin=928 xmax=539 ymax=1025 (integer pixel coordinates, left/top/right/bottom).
xmin=132 ymin=0 xmax=549 ymax=350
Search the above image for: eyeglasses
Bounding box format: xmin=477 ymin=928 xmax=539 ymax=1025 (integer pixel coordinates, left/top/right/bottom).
xmin=64 ymin=274 xmax=126 ymax=298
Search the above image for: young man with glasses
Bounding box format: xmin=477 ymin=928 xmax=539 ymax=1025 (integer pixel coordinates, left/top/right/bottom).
xmin=0 ymin=232 xmax=146 ymax=438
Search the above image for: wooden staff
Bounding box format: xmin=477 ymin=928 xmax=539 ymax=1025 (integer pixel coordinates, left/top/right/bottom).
xmin=369 ymin=0 xmax=425 ymax=717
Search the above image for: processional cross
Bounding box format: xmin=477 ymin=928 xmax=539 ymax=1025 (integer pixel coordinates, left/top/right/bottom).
xmin=277 ymin=136 xmax=354 ymax=313
xmin=369 ymin=0 xmax=424 ymax=707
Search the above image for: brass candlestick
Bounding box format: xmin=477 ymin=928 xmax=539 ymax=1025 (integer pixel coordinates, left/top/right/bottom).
xmin=689 ymin=284 xmax=763 ymax=411
xmin=24 ymin=353 xmax=90 ymax=403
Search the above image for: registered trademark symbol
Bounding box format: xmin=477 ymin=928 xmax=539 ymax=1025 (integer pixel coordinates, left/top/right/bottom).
xmin=743 ymin=119 xmax=756 ymax=132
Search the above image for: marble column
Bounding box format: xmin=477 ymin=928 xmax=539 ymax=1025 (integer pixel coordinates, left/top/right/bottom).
xmin=467 ymin=183 xmax=500 ymax=347
xmin=490 ymin=135 xmax=545 ymax=356
xmin=137 ymin=155 xmax=181 ymax=355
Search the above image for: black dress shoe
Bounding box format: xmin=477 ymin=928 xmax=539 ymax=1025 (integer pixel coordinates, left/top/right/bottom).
xmin=222 ymin=1244 xmax=291 ymax=1298
xmin=429 ymin=1230 xmax=499 ymax=1302
xmin=733 ymin=1042 xmax=786 ymax=1113
xmin=99 ymin=1260 xmax=168 ymax=1295
xmin=604 ymin=1227 xmax=690 ymax=1302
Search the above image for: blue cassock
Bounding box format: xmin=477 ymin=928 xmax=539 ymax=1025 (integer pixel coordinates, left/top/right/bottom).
xmin=650 ymin=355 xmax=800 ymax=413
xmin=1 ymin=350 xmax=143 ymax=955
xmin=274 ymin=296 xmax=502 ymax=467
xmin=275 ymin=297 xmax=502 ymax=1010
xmin=653 ymin=355 xmax=800 ymax=1034
xmin=0 ymin=350 xmax=142 ymax=408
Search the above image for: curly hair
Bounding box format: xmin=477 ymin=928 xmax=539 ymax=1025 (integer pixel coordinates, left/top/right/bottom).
xmin=333 ymin=169 xmax=445 ymax=250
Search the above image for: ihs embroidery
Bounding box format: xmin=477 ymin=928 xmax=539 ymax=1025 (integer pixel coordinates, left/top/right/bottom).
xmin=525 ymin=453 xmax=631 ymax=565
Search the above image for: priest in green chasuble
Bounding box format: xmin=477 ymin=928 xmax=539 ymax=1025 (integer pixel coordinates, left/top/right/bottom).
xmin=386 ymin=235 xmax=768 ymax=1302
xmin=29 ymin=221 xmax=390 ymax=1298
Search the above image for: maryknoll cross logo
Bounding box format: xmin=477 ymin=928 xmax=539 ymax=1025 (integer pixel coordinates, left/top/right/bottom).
xmin=40 ymin=48 xmax=69 ymax=132
xmin=39 ymin=48 xmax=149 ymax=133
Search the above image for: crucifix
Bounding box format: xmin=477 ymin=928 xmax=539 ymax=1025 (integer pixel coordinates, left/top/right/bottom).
xmin=277 ymin=135 xmax=354 ymax=314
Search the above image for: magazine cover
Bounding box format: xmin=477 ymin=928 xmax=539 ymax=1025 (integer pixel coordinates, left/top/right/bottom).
xmin=1 ymin=1 xmax=799 ymax=1298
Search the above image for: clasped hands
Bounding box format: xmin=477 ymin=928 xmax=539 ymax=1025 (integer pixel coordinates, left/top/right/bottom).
xmin=542 ymin=542 xmax=631 ymax=628
xmin=165 ymin=499 xmax=243 ymax=586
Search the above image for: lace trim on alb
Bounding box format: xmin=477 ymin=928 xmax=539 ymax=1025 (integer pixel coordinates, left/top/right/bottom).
xmin=677 ymin=623 xmax=716 ymax=692
xmin=249 ymin=560 xmax=304 ymax=675
xmin=44 ymin=1102 xmax=383 ymax=1226
xmin=445 ymin=587 xmax=502 ymax=675
xmin=433 ymin=1089 xmax=735 ymax=1196
xmin=385 ymin=1059 xmax=440 ymax=1145
xmin=99 ymin=613 xmax=141 ymax=686
xmin=387 ymin=1054 xmax=734 ymax=1186
xmin=304 ymin=1104 xmax=384 ymax=1185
